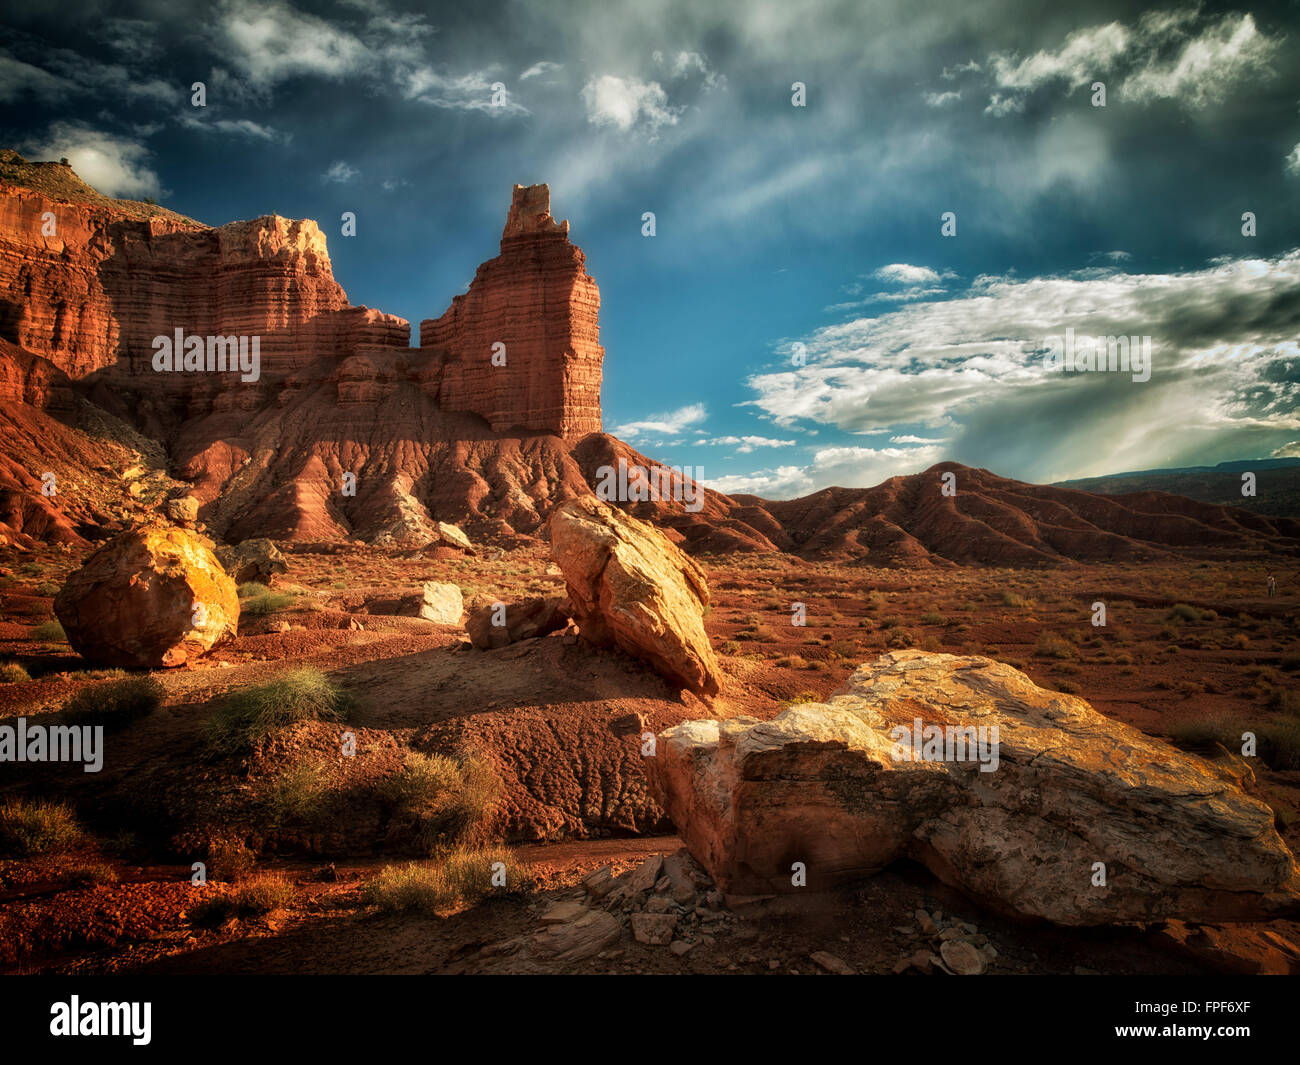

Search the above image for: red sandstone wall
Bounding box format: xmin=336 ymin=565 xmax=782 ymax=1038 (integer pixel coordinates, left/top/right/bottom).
xmin=419 ymin=184 xmax=603 ymax=439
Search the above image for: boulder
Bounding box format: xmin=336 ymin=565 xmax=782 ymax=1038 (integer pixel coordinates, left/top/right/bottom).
xmin=549 ymin=497 xmax=721 ymax=696
xmin=648 ymin=651 xmax=1300 ymax=926
xmin=55 ymin=524 xmax=239 ymax=668
xmin=397 ymin=581 xmax=463 ymax=624
xmin=216 ymin=538 xmax=287 ymax=585
xmin=435 ymin=521 xmax=475 ymax=554
xmin=466 ymin=595 xmax=570 ymax=649
xmin=165 ymin=495 xmax=200 ymax=526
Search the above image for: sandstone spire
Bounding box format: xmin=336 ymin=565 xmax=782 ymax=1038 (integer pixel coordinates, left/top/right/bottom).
xmin=420 ymin=184 xmax=603 ymax=440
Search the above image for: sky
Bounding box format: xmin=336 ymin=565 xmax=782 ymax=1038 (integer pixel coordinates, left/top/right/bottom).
xmin=2 ymin=0 xmax=1298 ymax=498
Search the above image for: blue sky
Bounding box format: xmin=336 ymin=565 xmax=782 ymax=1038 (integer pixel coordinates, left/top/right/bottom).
xmin=3 ymin=0 xmax=1299 ymax=497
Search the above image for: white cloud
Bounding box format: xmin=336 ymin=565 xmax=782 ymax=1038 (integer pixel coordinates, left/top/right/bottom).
xmin=219 ymin=0 xmax=369 ymax=87
xmin=580 ymin=74 xmax=680 ymax=136
xmin=989 ymin=22 xmax=1128 ymax=93
xmin=323 ymin=160 xmax=359 ymax=183
xmin=612 ymin=403 xmax=707 ymax=441
xmin=691 ymin=435 xmax=797 ymax=453
xmin=874 ymin=263 xmax=942 ymax=285
xmin=179 ymin=114 xmax=282 ymax=140
xmin=975 ymin=12 xmax=1281 ymax=116
xmin=1285 ymin=143 xmax=1300 ymax=178
xmin=520 ymin=61 xmax=562 ymax=81
xmin=923 ymin=90 xmax=960 ymax=107
xmin=21 ymin=123 xmax=162 ymax=199
xmin=1122 ymin=14 xmax=1279 ymax=107
xmin=744 ymin=250 xmax=1300 ymax=482
xmin=702 ymin=444 xmax=944 ymax=498
xmin=890 ymin=435 xmax=946 ymax=444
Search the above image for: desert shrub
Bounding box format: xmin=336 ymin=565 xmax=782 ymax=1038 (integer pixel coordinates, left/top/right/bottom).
xmin=879 ymin=616 xmax=902 ymax=629
xmin=886 ymin=628 xmax=916 ymax=649
xmin=382 ymin=751 xmax=500 ymax=853
xmin=1034 ymin=633 xmax=1077 ymax=660
xmin=919 ymin=612 xmax=947 ymax=626
xmin=1153 ymin=679 xmax=1175 ymax=690
xmin=207 ymin=667 xmax=352 ymax=752
xmin=775 ymin=655 xmax=808 ymax=670
xmin=266 ymin=762 xmax=331 ymax=826
xmin=0 ymin=661 xmax=30 ymax=683
xmin=35 ymin=581 xmax=61 ymax=597
xmin=1257 ymin=718 xmax=1300 ymax=771
xmin=1167 ymin=603 xmax=1201 ymax=623
xmin=1167 ymin=713 xmax=1245 ymax=750
xmin=1001 ymin=592 xmax=1031 ymax=608
xmin=1114 ymin=653 xmax=1134 ymax=666
xmin=64 ymin=861 xmax=120 ymax=887
xmin=189 ymin=875 xmax=294 ymax=927
xmin=1174 ymin=680 xmax=1204 ymax=698
xmin=62 ymin=676 xmax=164 ymax=728
xmin=1054 ymin=662 xmax=1082 ymax=675
xmin=829 ymin=640 xmax=859 ymax=659
xmin=0 ymin=797 xmax=81 ymax=855
xmin=1054 ymin=680 xmax=1080 ymax=694
xmin=1001 ymin=658 xmax=1026 ymax=670
xmin=920 ymin=635 xmax=942 ymax=652
xmin=242 ymin=592 xmax=298 ymax=615
xmin=719 ymin=640 xmax=741 ymax=655
xmin=362 ymin=846 xmax=526 ymax=914
xmin=31 ymin=620 xmax=65 ymax=641
xmin=237 ymin=581 xmax=272 ymax=598
xmin=205 ymin=836 xmax=258 ymax=882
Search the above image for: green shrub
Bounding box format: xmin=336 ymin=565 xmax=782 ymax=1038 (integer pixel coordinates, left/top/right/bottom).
xmin=207 ymin=667 xmax=353 ymax=752
xmin=237 ymin=582 xmax=272 ymax=599
xmin=266 ymin=762 xmax=331 ymax=826
xmin=35 ymin=581 xmax=61 ymax=597
xmin=0 ymin=797 xmax=81 ymax=855
xmin=383 ymin=752 xmax=500 ymax=853
xmin=242 ymin=592 xmax=298 ymax=615
xmin=1035 ymin=633 xmax=1077 ymax=660
xmin=362 ymin=847 xmax=524 ymax=913
xmin=0 ymin=661 xmax=30 ymax=683
xmin=62 ymin=676 xmax=164 ymax=728
xmin=190 ymin=875 xmax=294 ymax=926
xmin=1001 ymin=592 xmax=1031 ymax=608
xmin=205 ymin=836 xmax=258 ymax=882
xmin=1167 ymin=603 xmax=1201 ymax=623
xmin=31 ymin=620 xmax=65 ymax=642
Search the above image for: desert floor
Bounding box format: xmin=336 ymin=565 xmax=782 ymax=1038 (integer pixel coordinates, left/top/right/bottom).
xmin=1 ymin=544 xmax=1297 ymax=975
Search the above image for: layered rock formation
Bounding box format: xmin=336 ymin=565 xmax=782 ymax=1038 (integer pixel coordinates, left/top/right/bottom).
xmin=420 ymin=184 xmax=603 ymax=439
xmin=648 ymin=651 xmax=1300 ymax=925
xmin=550 ymin=497 xmax=722 ymax=696
xmin=1 ymin=152 xmax=1295 ymax=563
xmin=54 ymin=524 xmax=239 ymax=668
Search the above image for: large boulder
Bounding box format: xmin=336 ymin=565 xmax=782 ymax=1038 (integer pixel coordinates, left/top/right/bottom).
xmin=55 ymin=524 xmax=239 ymax=668
xmin=467 ymin=596 xmax=570 ymax=649
xmin=215 ymin=538 xmax=287 ymax=585
xmin=549 ymin=497 xmax=721 ymax=696
xmin=396 ymin=581 xmax=463 ymax=624
xmin=648 ymin=651 xmax=1300 ymax=926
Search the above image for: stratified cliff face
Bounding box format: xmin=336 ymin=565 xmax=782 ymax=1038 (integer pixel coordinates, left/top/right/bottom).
xmin=420 ymin=184 xmax=604 ymax=440
xmin=0 ymin=178 xmax=406 ymax=403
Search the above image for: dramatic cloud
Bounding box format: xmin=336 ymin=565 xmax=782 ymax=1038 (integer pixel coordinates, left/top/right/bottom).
xmin=974 ymin=11 xmax=1281 ymax=114
xmin=20 ymin=123 xmax=161 ymax=198
xmin=580 ymin=75 xmax=681 ymax=136
xmin=746 ymin=250 xmax=1300 ymax=484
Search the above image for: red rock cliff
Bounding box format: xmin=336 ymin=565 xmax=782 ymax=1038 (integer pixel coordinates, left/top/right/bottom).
xmin=420 ymin=184 xmax=603 ymax=440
